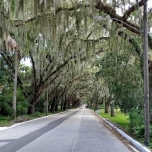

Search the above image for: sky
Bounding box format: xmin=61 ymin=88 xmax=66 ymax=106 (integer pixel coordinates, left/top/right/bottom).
xmin=148 ymin=1 xmax=152 ymax=9
xmin=21 ymin=58 xmax=31 ymax=67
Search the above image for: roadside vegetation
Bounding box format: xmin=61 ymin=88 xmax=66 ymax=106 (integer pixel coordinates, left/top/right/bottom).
xmin=0 ymin=116 xmax=12 ymax=126
xmin=97 ymin=107 xmax=152 ymax=149
xmin=0 ymin=109 xmax=66 ymax=127
xmin=99 ymin=109 xmax=129 ymax=128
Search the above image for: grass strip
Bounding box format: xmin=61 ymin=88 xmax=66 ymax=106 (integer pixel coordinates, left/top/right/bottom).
xmin=99 ymin=109 xmax=129 ymax=129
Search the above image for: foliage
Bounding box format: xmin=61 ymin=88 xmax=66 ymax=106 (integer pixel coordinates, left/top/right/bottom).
xmin=0 ymin=86 xmax=29 ymax=116
xmin=95 ymin=49 xmax=143 ymax=112
xmin=99 ymin=108 xmax=152 ymax=147
xmin=0 ymin=115 xmax=12 ymax=126
xmin=0 ymin=87 xmax=13 ymax=116
xmin=35 ymin=97 xmax=46 ymax=112
xmin=127 ymin=108 xmax=144 ymax=135
xmin=29 ymin=112 xmax=42 ymax=118
xmin=127 ymin=108 xmax=152 ymax=147
xmin=99 ymin=109 xmax=129 ymax=128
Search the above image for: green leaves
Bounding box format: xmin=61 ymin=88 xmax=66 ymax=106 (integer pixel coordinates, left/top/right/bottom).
xmin=94 ymin=46 xmax=143 ymax=112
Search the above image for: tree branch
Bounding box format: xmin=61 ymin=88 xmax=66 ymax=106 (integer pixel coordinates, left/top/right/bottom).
xmin=123 ymin=0 xmax=147 ymax=21
xmin=95 ymin=0 xmax=141 ymax=34
xmin=15 ymin=3 xmax=90 ymax=27
xmin=15 ymin=12 xmax=54 ymax=27
xmin=81 ymin=37 xmax=109 ymax=42
xmin=55 ymin=3 xmax=90 ymax=14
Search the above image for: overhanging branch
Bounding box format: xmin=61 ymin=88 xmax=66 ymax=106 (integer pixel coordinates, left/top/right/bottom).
xmin=123 ymin=0 xmax=147 ymax=21
xmin=95 ymin=0 xmax=141 ymax=34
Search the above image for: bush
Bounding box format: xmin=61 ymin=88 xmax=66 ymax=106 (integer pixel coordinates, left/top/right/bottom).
xmin=127 ymin=108 xmax=144 ymax=138
xmin=16 ymin=89 xmax=29 ymax=115
xmin=35 ymin=97 xmax=45 ymax=112
xmin=30 ymin=112 xmax=42 ymax=118
xmin=0 ymin=88 xmax=13 ymax=116
xmin=16 ymin=101 xmax=29 ymax=115
xmin=0 ymin=87 xmax=29 ymax=116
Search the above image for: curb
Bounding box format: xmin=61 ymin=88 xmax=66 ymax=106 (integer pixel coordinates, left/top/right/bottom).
xmin=94 ymin=113 xmax=151 ymax=152
xmin=0 ymin=110 xmax=69 ymax=132
xmin=0 ymin=108 xmax=80 ymax=132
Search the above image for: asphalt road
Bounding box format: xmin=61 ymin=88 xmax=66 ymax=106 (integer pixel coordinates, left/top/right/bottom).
xmin=0 ymin=107 xmax=131 ymax=152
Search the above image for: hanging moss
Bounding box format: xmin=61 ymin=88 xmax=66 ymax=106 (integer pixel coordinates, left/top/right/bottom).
xmin=18 ymin=0 xmax=24 ymax=14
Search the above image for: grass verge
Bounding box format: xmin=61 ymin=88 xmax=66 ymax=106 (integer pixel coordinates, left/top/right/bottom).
xmin=98 ymin=109 xmax=152 ymax=149
xmin=0 ymin=116 xmax=12 ymax=126
xmin=98 ymin=109 xmax=129 ymax=129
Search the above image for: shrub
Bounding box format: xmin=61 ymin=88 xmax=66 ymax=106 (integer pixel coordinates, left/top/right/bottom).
xmin=0 ymin=88 xmax=13 ymax=116
xmin=127 ymin=108 xmax=144 ymax=138
xmin=16 ymin=101 xmax=29 ymax=115
xmin=0 ymin=87 xmax=29 ymax=116
xmin=30 ymin=112 xmax=42 ymax=118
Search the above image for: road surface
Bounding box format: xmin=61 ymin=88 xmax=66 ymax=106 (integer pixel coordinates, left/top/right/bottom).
xmin=0 ymin=108 xmax=131 ymax=152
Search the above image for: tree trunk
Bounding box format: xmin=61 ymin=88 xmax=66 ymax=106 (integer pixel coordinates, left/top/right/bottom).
xmin=50 ymin=98 xmax=55 ymax=112
xmin=67 ymin=101 xmax=70 ymax=109
xmin=104 ymin=102 xmax=109 ymax=113
xmin=63 ymin=95 xmax=67 ymax=110
xmin=110 ymin=102 xmax=115 ymax=117
xmin=55 ymin=102 xmax=58 ymax=111
xmin=143 ymin=2 xmax=150 ymax=145
xmin=46 ymin=90 xmax=48 ymax=116
xmin=12 ymin=51 xmax=18 ymax=119
xmin=63 ymin=101 xmax=66 ymax=110
xmin=149 ymin=85 xmax=152 ymax=111
xmin=104 ymin=95 xmax=112 ymax=113
xmin=95 ymin=94 xmax=98 ymax=110
xmin=60 ymin=101 xmax=63 ymax=111
xmin=28 ymin=93 xmax=39 ymax=114
xmin=31 ymin=104 xmax=36 ymax=114
xmin=28 ymin=104 xmax=36 ymax=114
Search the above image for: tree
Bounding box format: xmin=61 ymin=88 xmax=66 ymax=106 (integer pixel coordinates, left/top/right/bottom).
xmin=95 ymin=45 xmax=143 ymax=112
xmin=0 ymin=0 xmax=152 ymax=116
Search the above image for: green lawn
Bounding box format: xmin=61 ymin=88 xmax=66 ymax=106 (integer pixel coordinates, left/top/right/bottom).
xmin=0 ymin=116 xmax=12 ymax=126
xmin=99 ymin=109 xmax=129 ymax=128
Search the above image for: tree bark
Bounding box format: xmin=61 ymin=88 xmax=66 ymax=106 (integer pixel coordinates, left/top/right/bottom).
xmin=104 ymin=102 xmax=110 ymax=113
xmin=31 ymin=105 xmax=36 ymax=114
xmin=55 ymin=102 xmax=58 ymax=111
xmin=12 ymin=51 xmax=18 ymax=119
xmin=60 ymin=101 xmax=63 ymax=111
xmin=143 ymin=2 xmax=150 ymax=145
xmin=28 ymin=104 xmax=36 ymax=114
xmin=110 ymin=102 xmax=115 ymax=117
xmin=46 ymin=90 xmax=48 ymax=116
xmin=104 ymin=96 xmax=111 ymax=113
xmin=50 ymin=97 xmax=56 ymax=112
xmin=63 ymin=95 xmax=67 ymax=110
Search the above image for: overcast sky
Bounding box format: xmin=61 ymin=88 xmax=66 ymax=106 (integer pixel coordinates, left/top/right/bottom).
xmin=148 ymin=0 xmax=152 ymax=8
